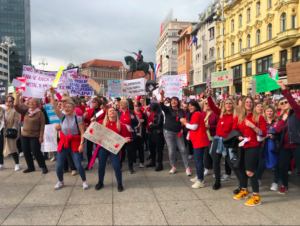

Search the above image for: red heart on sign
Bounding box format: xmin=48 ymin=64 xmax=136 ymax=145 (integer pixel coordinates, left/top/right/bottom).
xmin=114 ymin=143 xmax=120 ymax=148
xmin=226 ymin=76 xmax=228 ymax=79
xmin=89 ymin=128 xmax=94 ymax=134
xmin=98 ymin=140 xmax=102 ymax=144
xmin=179 ymin=79 xmax=182 ymax=81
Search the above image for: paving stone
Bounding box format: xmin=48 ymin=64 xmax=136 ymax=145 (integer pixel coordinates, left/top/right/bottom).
xmin=0 ymin=185 xmax=33 ymax=209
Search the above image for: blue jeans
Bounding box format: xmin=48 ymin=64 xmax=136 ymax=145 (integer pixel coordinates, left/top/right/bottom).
xmin=98 ymin=147 xmax=122 ymax=184
xmin=193 ymin=148 xmax=205 ymax=181
xmin=56 ymin=146 xmax=86 ymax=182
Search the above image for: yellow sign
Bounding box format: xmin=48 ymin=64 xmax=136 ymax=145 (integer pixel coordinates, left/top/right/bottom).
xmin=52 ymin=66 xmax=64 ymax=88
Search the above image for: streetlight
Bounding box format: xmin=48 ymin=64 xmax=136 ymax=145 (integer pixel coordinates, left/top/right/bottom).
xmin=1 ymin=36 xmax=16 ymax=82
xmin=39 ymin=58 xmax=48 ymax=70
xmin=119 ymin=67 xmax=126 ymax=80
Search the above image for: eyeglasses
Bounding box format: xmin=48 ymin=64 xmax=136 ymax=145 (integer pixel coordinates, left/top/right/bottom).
xmin=5 ymin=100 xmax=12 ymax=103
xmin=280 ymin=101 xmax=289 ymax=105
xmin=204 ymin=103 xmax=208 ymax=105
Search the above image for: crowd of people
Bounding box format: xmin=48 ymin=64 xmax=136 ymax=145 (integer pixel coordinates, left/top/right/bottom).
xmin=0 ymin=80 xmax=300 ymax=207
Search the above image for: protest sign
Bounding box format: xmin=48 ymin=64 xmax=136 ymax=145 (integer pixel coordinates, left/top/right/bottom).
xmin=122 ymin=78 xmax=147 ymax=96
xmin=11 ymin=79 xmax=23 ymax=88
xmin=106 ymin=92 xmax=110 ymax=98
xmin=16 ymin=77 xmax=26 ymax=92
xmin=0 ymin=80 xmax=8 ymax=101
xmin=87 ymin=77 xmax=101 ymax=93
xmin=22 ymin=65 xmax=78 ymax=98
xmin=160 ymin=74 xmax=183 ymax=100
xmin=44 ymin=103 xmax=60 ymax=124
xmin=64 ymin=73 xmax=93 ymax=96
xmin=41 ymin=124 xmax=58 ymax=152
xmin=181 ymin=74 xmax=188 ymax=87
xmin=152 ymin=88 xmax=161 ymax=101
xmin=84 ymin=122 xmax=126 ymax=154
xmin=148 ymin=85 xmax=154 ymax=91
xmin=211 ymin=70 xmax=233 ymax=88
xmin=251 ymin=78 xmax=257 ymax=96
xmin=107 ymin=80 xmax=122 ymax=97
xmin=7 ymin=84 xmax=15 ymax=94
xmin=206 ymin=77 xmax=211 ymax=87
xmin=52 ymin=66 xmax=65 ymax=88
xmin=253 ymin=74 xmax=280 ymax=93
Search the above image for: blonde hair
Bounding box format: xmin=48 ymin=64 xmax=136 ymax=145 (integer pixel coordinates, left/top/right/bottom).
xmin=29 ymin=98 xmax=40 ymax=107
xmin=102 ymin=107 xmax=121 ymax=131
xmin=220 ymin=98 xmax=238 ymax=119
xmin=263 ymin=105 xmax=278 ymax=122
xmin=238 ymin=96 xmax=260 ymax=124
xmin=62 ymin=91 xmax=70 ymax=97
xmin=114 ymin=101 xmax=120 ymax=108
xmin=120 ymin=100 xmax=129 ymax=109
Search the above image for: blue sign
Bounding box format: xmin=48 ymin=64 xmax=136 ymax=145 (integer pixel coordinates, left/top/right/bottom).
xmin=45 ymin=103 xmax=61 ymax=124
xmin=107 ymin=80 xmax=123 ymax=97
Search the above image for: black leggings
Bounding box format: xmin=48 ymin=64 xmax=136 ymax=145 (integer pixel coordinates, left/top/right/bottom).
xmin=0 ymin=129 xmax=19 ymax=164
xmin=204 ymin=143 xmax=213 ymax=169
xmin=238 ymin=147 xmax=260 ymax=193
xmin=86 ymin=140 xmax=94 ymax=165
xmin=150 ymin=142 xmax=164 ymax=165
xmin=120 ymin=141 xmax=135 ymax=169
xmin=133 ymin=137 xmax=144 ymax=164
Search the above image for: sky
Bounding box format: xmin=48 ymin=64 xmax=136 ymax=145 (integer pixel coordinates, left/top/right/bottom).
xmin=31 ymin=0 xmax=211 ymax=71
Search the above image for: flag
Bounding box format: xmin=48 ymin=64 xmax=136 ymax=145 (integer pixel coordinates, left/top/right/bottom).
xmin=192 ymin=36 xmax=198 ymax=44
xmin=188 ymin=40 xmax=193 ymax=46
xmin=154 ymin=63 xmax=160 ymax=81
xmin=268 ymin=68 xmax=279 ymax=80
xmin=160 ymin=23 xmax=164 ymax=36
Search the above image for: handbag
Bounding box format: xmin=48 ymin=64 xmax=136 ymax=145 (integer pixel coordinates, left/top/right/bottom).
xmin=5 ymin=128 xmax=18 ymax=139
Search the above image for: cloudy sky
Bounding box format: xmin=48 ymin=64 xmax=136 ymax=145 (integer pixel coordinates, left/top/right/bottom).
xmin=31 ymin=0 xmax=211 ymax=71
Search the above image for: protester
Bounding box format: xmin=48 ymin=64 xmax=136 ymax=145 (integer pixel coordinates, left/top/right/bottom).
xmin=114 ymin=101 xmax=120 ymax=110
xmin=159 ymin=90 xmax=191 ymax=175
xmin=14 ymin=92 xmax=48 ymax=174
xmin=182 ymin=102 xmax=193 ymax=159
xmin=180 ymin=100 xmax=210 ymax=188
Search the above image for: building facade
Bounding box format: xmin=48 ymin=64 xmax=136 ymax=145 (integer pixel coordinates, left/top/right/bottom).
xmin=0 ymin=45 xmax=8 ymax=80
xmin=215 ymin=0 xmax=300 ymax=95
xmin=0 ymin=0 xmax=31 ymax=82
xmin=190 ymin=5 xmax=217 ymax=94
xmin=155 ymin=20 xmax=191 ymax=81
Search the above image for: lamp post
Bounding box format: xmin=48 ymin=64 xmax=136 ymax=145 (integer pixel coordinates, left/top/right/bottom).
xmin=1 ymin=36 xmax=16 ymax=82
xmin=39 ymin=58 xmax=48 ymax=70
xmin=119 ymin=67 xmax=126 ymax=80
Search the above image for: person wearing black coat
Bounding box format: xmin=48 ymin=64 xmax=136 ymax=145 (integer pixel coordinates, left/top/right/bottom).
xmin=146 ymin=103 xmax=164 ymax=171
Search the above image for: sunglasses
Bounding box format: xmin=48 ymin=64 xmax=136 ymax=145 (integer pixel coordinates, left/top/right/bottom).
xmin=280 ymin=101 xmax=289 ymax=105
xmin=204 ymin=103 xmax=208 ymax=105
xmin=5 ymin=100 xmax=13 ymax=103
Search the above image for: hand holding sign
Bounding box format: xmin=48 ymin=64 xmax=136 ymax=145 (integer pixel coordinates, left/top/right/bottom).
xmin=159 ymin=89 xmax=165 ymax=97
xmin=205 ymin=88 xmax=211 ymax=97
xmin=277 ymin=80 xmax=285 ymax=90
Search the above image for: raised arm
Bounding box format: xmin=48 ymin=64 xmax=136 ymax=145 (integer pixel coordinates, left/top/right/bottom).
xmin=13 ymin=91 xmax=28 ymax=116
xmin=49 ymin=86 xmax=62 ymax=118
xmin=205 ymin=88 xmax=221 ymax=116
xmin=159 ymin=90 xmax=169 ymax=113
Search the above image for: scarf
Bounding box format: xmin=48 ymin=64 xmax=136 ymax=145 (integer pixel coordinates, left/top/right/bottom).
xmin=28 ymin=108 xmax=41 ymax=117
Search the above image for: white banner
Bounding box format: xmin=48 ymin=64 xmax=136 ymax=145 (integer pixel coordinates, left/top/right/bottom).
xmin=122 ymin=78 xmax=147 ymax=96
xmin=22 ymin=65 xmax=78 ymax=98
xmin=161 ymin=75 xmax=183 ymax=100
xmin=41 ymin=124 xmax=58 ymax=152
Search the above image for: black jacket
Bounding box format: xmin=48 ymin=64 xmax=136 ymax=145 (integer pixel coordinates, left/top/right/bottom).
xmin=149 ymin=112 xmax=164 ymax=143
xmin=278 ymin=109 xmax=300 ymax=146
xmin=118 ymin=110 xmax=139 ymax=140
xmin=223 ymin=130 xmax=244 ymax=169
xmin=160 ymin=102 xmax=185 ymax=133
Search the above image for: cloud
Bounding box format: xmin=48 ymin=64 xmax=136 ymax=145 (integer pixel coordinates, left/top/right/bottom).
xmin=31 ymin=0 xmax=210 ymax=71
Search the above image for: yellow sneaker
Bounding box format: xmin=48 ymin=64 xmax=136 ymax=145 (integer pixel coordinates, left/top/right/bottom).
xmin=233 ymin=189 xmax=249 ymax=200
xmin=245 ymin=195 xmax=261 ymax=207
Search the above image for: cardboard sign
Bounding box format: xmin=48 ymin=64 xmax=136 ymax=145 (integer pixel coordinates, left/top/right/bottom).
xmin=44 ymin=103 xmax=61 ymax=124
xmin=161 ymin=74 xmax=183 ymax=100
xmin=287 ymin=62 xmax=300 ymax=84
xmin=16 ymin=77 xmax=26 ymax=92
xmin=41 ymin=124 xmax=58 ymax=152
xmin=211 ymin=70 xmax=233 ymax=88
xmin=253 ymin=74 xmax=280 ymax=93
xmin=87 ymin=77 xmax=101 ymax=93
xmin=181 ymin=74 xmax=188 ymax=87
xmin=52 ymin=66 xmax=65 ymax=88
xmin=107 ymin=80 xmax=123 ymax=97
xmin=84 ymin=122 xmax=126 ymax=155
xmin=0 ymin=80 xmax=8 ymax=101
xmin=65 ymin=73 xmax=93 ymax=96
xmin=251 ymin=78 xmax=257 ymax=96
xmin=122 ymin=78 xmax=147 ymax=96
xmin=106 ymin=92 xmax=110 ymax=98
xmin=11 ymin=79 xmax=23 ymax=88
xmin=7 ymin=84 xmax=16 ymax=94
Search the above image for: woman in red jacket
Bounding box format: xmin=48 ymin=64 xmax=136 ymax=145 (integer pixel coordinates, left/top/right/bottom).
xmin=232 ymin=96 xmax=267 ymax=207
xmin=205 ymin=89 xmax=239 ymax=191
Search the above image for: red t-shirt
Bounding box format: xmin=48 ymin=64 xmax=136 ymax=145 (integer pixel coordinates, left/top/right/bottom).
xmin=189 ymin=112 xmax=210 ymax=149
xmin=119 ymin=109 xmax=132 ymax=140
xmin=98 ymin=120 xmax=127 ymax=137
xmin=147 ymin=112 xmax=155 ymax=134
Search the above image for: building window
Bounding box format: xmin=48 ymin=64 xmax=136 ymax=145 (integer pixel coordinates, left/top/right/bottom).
xmin=256 ymin=55 xmax=273 ymax=74
xmin=232 ymin=65 xmax=242 ymax=79
xmin=183 ymin=56 xmax=185 ymax=65
xmin=292 ymin=15 xmax=296 ymax=29
xmin=292 ymin=46 xmax=300 ymax=62
xmin=111 ymin=72 xmax=114 ymax=77
xmin=231 ymin=20 xmax=234 ymax=31
xmin=174 ymin=24 xmax=177 ymax=28
xmin=247 ymin=8 xmax=251 ymax=21
xmin=268 ymin=0 xmax=272 ymax=8
xmin=281 ymin=13 xmax=286 ymax=31
xmin=246 ymin=62 xmax=252 ymax=76
xmin=209 ymin=27 xmax=215 ymax=40
xmin=99 ymin=72 xmax=102 ymax=77
xmin=257 ymin=30 xmax=261 ymax=45
xmin=239 ymin=39 xmax=242 ymax=51
xmin=268 ymin=24 xmax=272 ymax=40
xmin=239 ymin=15 xmax=242 ymax=27
xmin=178 ymin=59 xmax=180 ymax=66
xmin=218 ymin=27 xmax=220 ymax=36
xmin=217 ymin=48 xmax=220 ymax=59
xmin=231 ymin=43 xmax=235 ymax=55
xmin=105 ymin=72 xmax=108 ymax=78
xmin=172 ymin=32 xmax=177 ymax=36
xmin=247 ymin=35 xmax=251 ymax=48
xmin=257 ymin=2 xmax=261 ymax=16
xmin=280 ymin=50 xmax=287 ymax=68
xmin=223 ymin=49 xmax=225 ymax=58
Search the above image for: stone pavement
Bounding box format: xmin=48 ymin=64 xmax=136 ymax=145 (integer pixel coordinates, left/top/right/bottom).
xmin=0 ymin=154 xmax=300 ymax=225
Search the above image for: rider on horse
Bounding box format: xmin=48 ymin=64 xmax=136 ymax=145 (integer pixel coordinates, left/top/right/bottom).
xmin=131 ymin=49 xmax=143 ymax=70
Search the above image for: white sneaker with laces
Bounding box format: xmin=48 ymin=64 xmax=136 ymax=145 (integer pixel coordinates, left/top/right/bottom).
xmin=204 ymin=168 xmax=210 ymax=176
xmin=19 ymin=152 xmax=24 ymax=157
xmin=220 ymin=174 xmax=231 ymax=181
xmin=186 ymin=167 xmax=192 ymax=176
xmin=51 ymin=156 xmax=56 ymax=162
xmin=83 ymin=181 xmax=89 ymax=190
xmin=0 ymin=164 xmax=4 ymax=170
xmin=169 ymin=166 xmax=177 ymax=174
xmin=288 ymin=171 xmax=292 ymax=175
xmin=270 ymin=182 xmax=278 ymax=191
xmin=139 ymin=163 xmax=144 ymax=168
xmin=188 ymin=155 xmax=192 ymax=160
xmin=192 ymin=180 xmax=205 ymax=189
xmin=15 ymin=164 xmax=21 ymax=171
xmin=54 ymin=181 xmax=64 ymax=190
xmin=190 ymin=176 xmax=198 ymax=183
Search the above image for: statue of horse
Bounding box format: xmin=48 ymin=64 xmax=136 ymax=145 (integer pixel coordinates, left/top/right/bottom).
xmin=124 ymin=56 xmax=155 ymax=79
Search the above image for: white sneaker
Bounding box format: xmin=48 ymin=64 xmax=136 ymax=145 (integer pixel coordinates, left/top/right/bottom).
xmin=51 ymin=156 xmax=56 ymax=161
xmin=223 ymin=161 xmax=225 ymax=165
xmin=204 ymin=168 xmax=210 ymax=176
xmin=19 ymin=152 xmax=24 ymax=157
xmin=186 ymin=167 xmax=192 ymax=176
xmin=83 ymin=181 xmax=89 ymax=190
xmin=133 ymin=163 xmax=136 ymax=167
xmin=169 ymin=166 xmax=177 ymax=174
xmin=258 ymin=180 xmax=261 ymax=187
xmin=139 ymin=163 xmax=144 ymax=168
xmin=190 ymin=176 xmax=198 ymax=183
xmin=15 ymin=164 xmax=21 ymax=171
xmin=213 ymin=174 xmax=215 ymax=178
xmin=4 ymin=155 xmax=9 ymax=158
xmin=270 ymin=182 xmax=278 ymax=191
xmin=220 ymin=174 xmax=231 ymax=181
xmin=288 ymin=171 xmax=292 ymax=175
xmin=0 ymin=164 xmax=4 ymax=170
xmin=54 ymin=181 xmax=64 ymax=190
xmin=188 ymin=155 xmax=192 ymax=160
xmin=192 ymin=180 xmax=205 ymax=189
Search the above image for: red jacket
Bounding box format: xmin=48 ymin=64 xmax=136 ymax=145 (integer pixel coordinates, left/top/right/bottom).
xmin=85 ymin=108 xmax=106 ymax=127
xmin=232 ymin=113 xmax=267 ymax=148
xmin=58 ymin=132 xmax=81 ymax=153
xmin=207 ymin=96 xmax=234 ymax=138
xmin=201 ymin=111 xmax=219 ymax=137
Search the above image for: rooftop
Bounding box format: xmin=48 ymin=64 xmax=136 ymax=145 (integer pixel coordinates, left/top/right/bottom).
xmin=82 ymin=59 xmax=124 ymax=70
